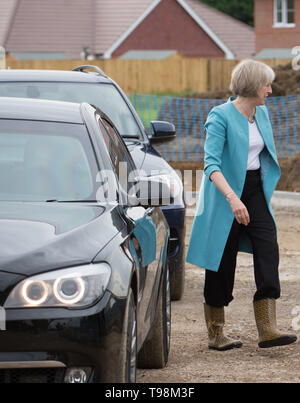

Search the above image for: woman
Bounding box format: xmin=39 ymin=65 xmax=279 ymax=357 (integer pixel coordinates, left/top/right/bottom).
xmin=186 ymin=59 xmax=297 ymax=350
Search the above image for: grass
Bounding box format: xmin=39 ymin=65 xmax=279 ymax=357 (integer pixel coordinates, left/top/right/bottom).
xmin=129 ymin=93 xmax=163 ymax=128
xmin=149 ymin=88 xmax=198 ymax=98
xmin=128 ymin=89 xmax=198 ymax=128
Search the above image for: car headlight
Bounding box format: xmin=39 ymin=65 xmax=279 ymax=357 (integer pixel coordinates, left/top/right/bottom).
xmin=4 ymin=263 xmax=111 ymax=309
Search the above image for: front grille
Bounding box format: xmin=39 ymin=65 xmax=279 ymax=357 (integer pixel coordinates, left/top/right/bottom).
xmin=0 ymin=368 xmax=65 ymax=383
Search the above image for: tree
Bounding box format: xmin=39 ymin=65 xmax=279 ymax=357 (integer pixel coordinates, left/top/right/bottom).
xmin=199 ymin=0 xmax=254 ymax=26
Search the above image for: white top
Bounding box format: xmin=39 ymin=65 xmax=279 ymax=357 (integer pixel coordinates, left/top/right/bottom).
xmin=247 ymin=121 xmax=265 ymax=170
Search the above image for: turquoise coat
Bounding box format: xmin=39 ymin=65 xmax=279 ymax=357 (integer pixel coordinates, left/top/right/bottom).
xmin=186 ymin=98 xmax=281 ymax=272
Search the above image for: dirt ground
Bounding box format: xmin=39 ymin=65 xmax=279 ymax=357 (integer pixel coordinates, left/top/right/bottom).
xmin=277 ymin=154 xmax=300 ymax=192
xmin=137 ymin=209 xmax=300 ymax=383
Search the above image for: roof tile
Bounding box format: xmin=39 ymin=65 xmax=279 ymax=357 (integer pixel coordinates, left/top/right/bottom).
xmin=2 ymin=0 xmax=254 ymax=59
xmin=6 ymin=0 xmax=94 ymax=58
xmin=184 ymin=0 xmax=255 ymax=58
xmin=0 ymin=0 xmax=18 ymax=46
xmin=94 ymin=0 xmax=154 ymax=54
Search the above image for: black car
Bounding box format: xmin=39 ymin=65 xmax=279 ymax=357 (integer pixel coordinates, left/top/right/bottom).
xmin=0 ymin=97 xmax=171 ymax=383
xmin=0 ymin=66 xmax=186 ymax=301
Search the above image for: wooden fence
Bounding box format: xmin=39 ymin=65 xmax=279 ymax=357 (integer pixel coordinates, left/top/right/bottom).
xmin=5 ymin=57 xmax=291 ymax=94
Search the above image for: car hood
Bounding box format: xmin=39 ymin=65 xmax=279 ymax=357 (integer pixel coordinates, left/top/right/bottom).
xmin=126 ymin=140 xmax=172 ymax=175
xmin=125 ymin=140 xmax=147 ymax=171
xmin=0 ymin=202 xmax=122 ymax=277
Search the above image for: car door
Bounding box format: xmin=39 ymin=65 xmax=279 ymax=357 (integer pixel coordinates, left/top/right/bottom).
xmin=98 ymin=115 xmax=167 ymax=344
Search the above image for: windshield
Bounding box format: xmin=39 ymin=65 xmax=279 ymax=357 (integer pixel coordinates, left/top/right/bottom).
xmin=0 ymin=119 xmax=100 ymax=202
xmin=0 ymin=82 xmax=142 ymax=138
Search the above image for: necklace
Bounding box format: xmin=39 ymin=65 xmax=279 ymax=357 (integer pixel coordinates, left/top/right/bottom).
xmin=235 ymin=102 xmax=255 ymax=123
xmin=241 ymin=106 xmax=255 ymax=124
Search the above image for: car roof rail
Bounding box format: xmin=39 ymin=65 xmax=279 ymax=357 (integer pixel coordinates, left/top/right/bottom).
xmin=72 ymin=65 xmax=107 ymax=78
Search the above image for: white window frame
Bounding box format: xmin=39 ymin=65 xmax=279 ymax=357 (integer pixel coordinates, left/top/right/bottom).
xmin=273 ymin=0 xmax=295 ymax=28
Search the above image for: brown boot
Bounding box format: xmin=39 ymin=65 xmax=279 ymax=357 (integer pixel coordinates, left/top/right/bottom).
xmin=253 ymin=299 xmax=297 ymax=348
xmin=204 ymin=304 xmax=243 ymax=351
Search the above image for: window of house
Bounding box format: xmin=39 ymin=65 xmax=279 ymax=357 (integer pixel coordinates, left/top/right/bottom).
xmin=274 ymin=0 xmax=295 ymax=27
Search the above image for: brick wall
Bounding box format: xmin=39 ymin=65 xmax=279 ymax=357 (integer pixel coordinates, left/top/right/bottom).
xmin=255 ymin=0 xmax=300 ymax=53
xmin=112 ymin=0 xmax=224 ymax=58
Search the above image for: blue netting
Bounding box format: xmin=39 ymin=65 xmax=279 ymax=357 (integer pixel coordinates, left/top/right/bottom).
xmin=129 ymin=94 xmax=300 ymax=162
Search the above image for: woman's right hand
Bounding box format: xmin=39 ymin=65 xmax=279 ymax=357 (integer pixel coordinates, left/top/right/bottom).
xmin=227 ymin=194 xmax=250 ymax=226
xmin=209 ymin=171 xmax=250 ymax=225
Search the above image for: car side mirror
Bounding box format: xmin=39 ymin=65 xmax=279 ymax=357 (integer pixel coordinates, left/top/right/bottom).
xmin=149 ymin=121 xmax=176 ymax=144
xmin=127 ymin=176 xmax=174 ymax=207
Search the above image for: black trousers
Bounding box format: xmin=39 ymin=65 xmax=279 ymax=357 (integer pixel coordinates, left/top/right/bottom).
xmin=204 ymin=169 xmax=281 ymax=307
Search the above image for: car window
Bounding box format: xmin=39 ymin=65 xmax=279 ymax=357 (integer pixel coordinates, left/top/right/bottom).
xmin=0 ymin=82 xmax=142 ymax=138
xmin=0 ymin=119 xmax=99 ymax=202
xmin=102 ymin=118 xmax=136 ymax=166
xmin=98 ymin=117 xmax=137 ymax=197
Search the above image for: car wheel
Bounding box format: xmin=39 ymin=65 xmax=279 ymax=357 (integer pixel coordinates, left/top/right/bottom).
xmin=125 ymin=289 xmax=137 ymax=383
xmin=137 ymin=265 xmax=171 ymax=369
xmin=117 ymin=288 xmax=137 ymax=383
xmin=170 ymin=257 xmax=185 ymax=301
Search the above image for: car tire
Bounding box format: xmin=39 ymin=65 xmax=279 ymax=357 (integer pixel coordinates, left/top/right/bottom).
xmin=170 ymin=263 xmax=185 ymax=301
xmin=119 ymin=288 xmax=137 ymax=383
xmin=170 ymin=245 xmax=186 ymax=301
xmin=137 ymin=265 xmax=171 ymax=369
xmin=126 ymin=289 xmax=137 ymax=383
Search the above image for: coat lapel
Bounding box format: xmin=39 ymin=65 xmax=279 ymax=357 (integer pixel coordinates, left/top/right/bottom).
xmin=227 ymin=97 xmax=279 ymax=168
xmin=255 ymin=107 xmax=279 ymax=167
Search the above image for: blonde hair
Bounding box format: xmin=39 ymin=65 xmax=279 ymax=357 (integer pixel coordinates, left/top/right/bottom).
xmin=230 ymin=59 xmax=275 ymax=97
